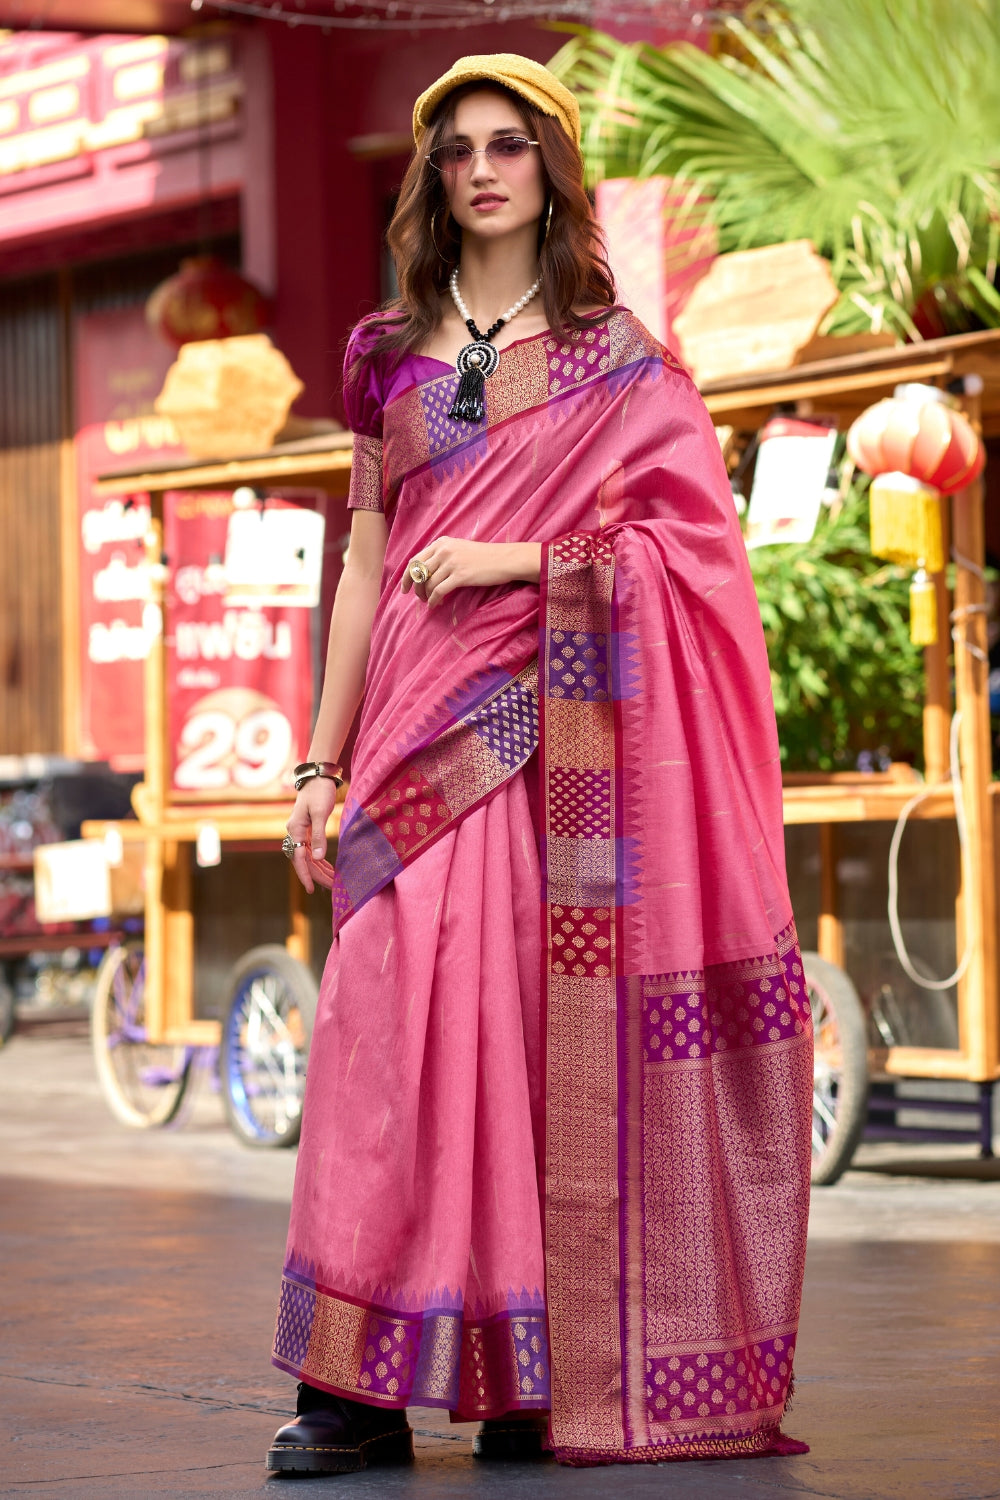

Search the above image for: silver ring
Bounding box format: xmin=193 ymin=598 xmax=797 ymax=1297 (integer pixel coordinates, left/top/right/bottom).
xmin=282 ymin=835 xmax=306 ymax=859
xmin=408 ymin=559 xmax=431 ymax=585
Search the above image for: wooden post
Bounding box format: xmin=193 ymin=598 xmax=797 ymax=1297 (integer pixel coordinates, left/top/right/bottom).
xmin=923 ymin=497 xmax=952 ymax=786
xmin=57 ymin=267 xmax=81 ymax=758
xmin=162 ymin=839 xmax=194 ymax=1037
xmin=287 ymin=862 xmax=310 ymax=966
xmin=950 ymin=383 xmax=999 ymax=1080
xmin=143 ymin=834 xmax=166 ymax=1045
xmin=817 ymin=823 xmax=845 ymax=969
xmin=143 ymin=514 xmax=167 ymax=813
xmin=142 ymin=512 xmax=168 ymax=1043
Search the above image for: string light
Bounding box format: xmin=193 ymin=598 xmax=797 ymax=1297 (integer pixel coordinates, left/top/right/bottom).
xmin=189 ymin=0 xmax=760 ymax=32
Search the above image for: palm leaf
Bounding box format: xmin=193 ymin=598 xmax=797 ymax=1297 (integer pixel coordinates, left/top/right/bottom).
xmin=550 ymin=0 xmax=1000 ymax=335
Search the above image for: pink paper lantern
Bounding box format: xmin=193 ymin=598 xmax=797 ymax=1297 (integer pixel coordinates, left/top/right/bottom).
xmin=847 ymin=383 xmax=983 ymax=495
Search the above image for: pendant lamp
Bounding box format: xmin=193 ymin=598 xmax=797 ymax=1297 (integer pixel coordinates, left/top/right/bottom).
xmin=846 ymin=383 xmax=984 ymax=646
xmin=146 ymin=255 xmax=270 ymax=348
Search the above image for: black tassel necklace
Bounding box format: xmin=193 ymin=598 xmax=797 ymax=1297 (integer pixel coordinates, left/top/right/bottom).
xmin=448 ymin=266 xmax=542 ymax=423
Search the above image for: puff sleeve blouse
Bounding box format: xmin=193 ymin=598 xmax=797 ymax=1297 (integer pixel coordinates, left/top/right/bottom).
xmin=344 ymin=320 xmax=385 ymax=515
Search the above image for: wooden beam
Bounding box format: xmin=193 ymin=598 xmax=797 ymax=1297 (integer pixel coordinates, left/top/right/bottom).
xmin=700 ymin=325 xmax=1000 ymax=395
xmin=781 ymin=784 xmax=957 ymax=823
xmin=83 ymin=804 xmax=342 ymax=845
xmin=878 ymin=1045 xmax=987 ymax=1081
xmin=703 ymin=358 xmax=953 ymax=421
xmin=93 ymin=445 xmax=353 ymax=498
xmin=162 ymin=1020 xmax=222 ymax=1047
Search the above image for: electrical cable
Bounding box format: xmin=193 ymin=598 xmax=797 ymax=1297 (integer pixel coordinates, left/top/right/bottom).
xmin=190 ymin=0 xmax=769 ymax=32
xmin=886 ymin=540 xmax=990 ymax=992
xmin=887 ymin=709 xmax=969 ymax=991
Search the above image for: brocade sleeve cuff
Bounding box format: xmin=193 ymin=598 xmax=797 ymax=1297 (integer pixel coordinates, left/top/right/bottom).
xmin=347 ymin=432 xmax=385 ymax=513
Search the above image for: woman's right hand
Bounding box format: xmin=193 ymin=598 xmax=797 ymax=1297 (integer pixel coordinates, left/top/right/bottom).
xmin=285 ymin=776 xmax=340 ymax=893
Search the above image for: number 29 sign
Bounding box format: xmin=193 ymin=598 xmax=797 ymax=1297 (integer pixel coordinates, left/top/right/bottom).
xmin=173 ymin=686 xmax=295 ymax=796
xmin=165 ymin=492 xmax=321 ymax=802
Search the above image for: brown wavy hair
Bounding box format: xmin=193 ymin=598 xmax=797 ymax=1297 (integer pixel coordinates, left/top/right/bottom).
xmin=350 ymin=81 xmax=616 ymax=378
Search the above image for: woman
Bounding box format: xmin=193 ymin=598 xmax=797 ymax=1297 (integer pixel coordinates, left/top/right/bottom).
xmin=268 ymin=53 xmax=812 ymax=1474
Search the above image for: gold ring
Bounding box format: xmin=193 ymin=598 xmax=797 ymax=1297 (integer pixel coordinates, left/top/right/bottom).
xmin=408 ymin=559 xmax=431 ymax=585
xmin=282 ymin=835 xmax=306 ymax=859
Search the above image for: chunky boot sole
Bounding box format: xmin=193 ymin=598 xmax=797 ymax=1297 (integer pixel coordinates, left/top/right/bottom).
xmin=267 ymin=1425 xmax=414 ymax=1474
xmin=473 ymin=1425 xmax=548 ymax=1462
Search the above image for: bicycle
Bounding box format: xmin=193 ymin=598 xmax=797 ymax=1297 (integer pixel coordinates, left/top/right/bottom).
xmin=91 ymin=939 xmax=317 ymax=1147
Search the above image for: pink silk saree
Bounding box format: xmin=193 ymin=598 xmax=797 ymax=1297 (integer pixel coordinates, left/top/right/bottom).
xmin=273 ymin=309 xmax=813 ymax=1464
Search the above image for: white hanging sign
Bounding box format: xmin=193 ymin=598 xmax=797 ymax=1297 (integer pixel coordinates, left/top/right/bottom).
xmin=745 ymin=417 xmax=838 ymax=549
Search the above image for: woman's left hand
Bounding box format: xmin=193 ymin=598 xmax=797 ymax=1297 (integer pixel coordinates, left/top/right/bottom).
xmin=401 ymin=537 xmax=541 ymax=607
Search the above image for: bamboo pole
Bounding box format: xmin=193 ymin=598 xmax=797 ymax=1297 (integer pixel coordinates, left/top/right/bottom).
xmin=950 ymin=382 xmax=999 ymax=1080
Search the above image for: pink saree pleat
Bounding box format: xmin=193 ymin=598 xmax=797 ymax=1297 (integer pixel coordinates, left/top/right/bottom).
xmin=273 ymin=309 xmax=812 ymax=1462
xmin=275 ymin=771 xmax=551 ymax=1419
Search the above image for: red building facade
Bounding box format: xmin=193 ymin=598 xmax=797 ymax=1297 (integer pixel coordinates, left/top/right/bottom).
xmin=0 ymin=14 xmax=561 ymax=757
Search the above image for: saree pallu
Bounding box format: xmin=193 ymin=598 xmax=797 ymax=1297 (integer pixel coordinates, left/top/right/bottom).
xmin=273 ymin=310 xmax=813 ymax=1463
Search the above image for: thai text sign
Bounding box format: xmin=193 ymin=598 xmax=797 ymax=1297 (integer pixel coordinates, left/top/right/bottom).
xmin=75 ymin=305 xmax=184 ymax=769
xmin=164 ymin=492 xmax=322 ymax=801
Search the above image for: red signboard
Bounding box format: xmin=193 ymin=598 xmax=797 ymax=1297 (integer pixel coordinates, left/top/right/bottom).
xmin=164 ymin=492 xmax=320 ymax=801
xmin=75 ymin=304 xmax=186 ymax=769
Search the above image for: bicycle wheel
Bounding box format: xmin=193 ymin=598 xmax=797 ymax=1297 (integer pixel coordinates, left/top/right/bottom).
xmin=91 ymin=942 xmax=192 ymax=1129
xmin=220 ymin=945 xmax=318 ymax=1149
xmin=804 ymin=952 xmax=869 ymax=1186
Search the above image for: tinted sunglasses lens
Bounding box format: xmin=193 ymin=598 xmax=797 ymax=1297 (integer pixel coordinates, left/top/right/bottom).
xmin=429 ymin=144 xmax=472 ymax=171
xmin=490 ymin=138 xmax=530 ymax=163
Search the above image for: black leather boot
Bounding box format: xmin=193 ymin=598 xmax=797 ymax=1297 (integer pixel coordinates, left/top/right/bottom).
xmin=266 ymin=1382 xmax=414 ymax=1475
xmin=473 ymin=1413 xmax=550 ymax=1461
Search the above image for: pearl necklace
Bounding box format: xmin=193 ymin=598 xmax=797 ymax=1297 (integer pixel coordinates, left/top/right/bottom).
xmin=447 ymin=266 xmax=542 ymax=423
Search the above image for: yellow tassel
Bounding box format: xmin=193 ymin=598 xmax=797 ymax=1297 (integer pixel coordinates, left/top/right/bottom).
xmin=870 ymin=472 xmax=944 ymax=572
xmin=909 ymin=568 xmax=938 ymax=646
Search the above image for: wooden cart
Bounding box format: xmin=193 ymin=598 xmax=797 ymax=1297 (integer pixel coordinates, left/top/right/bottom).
xmin=81 ymin=434 xmax=353 ymax=1142
xmin=703 ymin=329 xmax=1000 ymax=1179
xmin=85 ymin=333 xmax=1000 ymax=1172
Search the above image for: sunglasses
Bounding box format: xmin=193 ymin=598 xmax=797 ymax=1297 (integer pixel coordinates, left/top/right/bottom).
xmin=425 ymin=136 xmax=539 ymax=173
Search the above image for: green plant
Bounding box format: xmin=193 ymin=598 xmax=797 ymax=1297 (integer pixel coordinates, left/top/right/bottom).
xmin=551 ymin=0 xmax=1000 ymax=336
xmin=748 ymin=484 xmax=925 ymax=770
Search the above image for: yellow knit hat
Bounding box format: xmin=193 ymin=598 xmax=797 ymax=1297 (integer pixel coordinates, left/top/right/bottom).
xmin=412 ymin=53 xmax=581 ymax=148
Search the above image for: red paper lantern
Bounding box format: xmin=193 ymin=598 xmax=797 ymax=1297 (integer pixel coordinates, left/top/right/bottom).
xmin=146 ymin=255 xmax=270 ymax=348
xmin=846 ymin=382 xmax=983 ymax=495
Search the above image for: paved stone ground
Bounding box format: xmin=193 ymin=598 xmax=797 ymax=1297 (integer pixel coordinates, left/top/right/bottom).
xmin=1 ymin=1032 xmax=999 ymax=1499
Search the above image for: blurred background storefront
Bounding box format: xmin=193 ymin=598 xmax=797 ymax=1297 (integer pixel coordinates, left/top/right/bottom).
xmin=3 ymin=1 xmax=997 ymax=1164
xmin=0 ymin=3 xmax=729 ymax=763
xmin=0 ymin=10 xmax=567 ymax=759
xmin=0 ymin=2 xmax=713 ymax=1040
